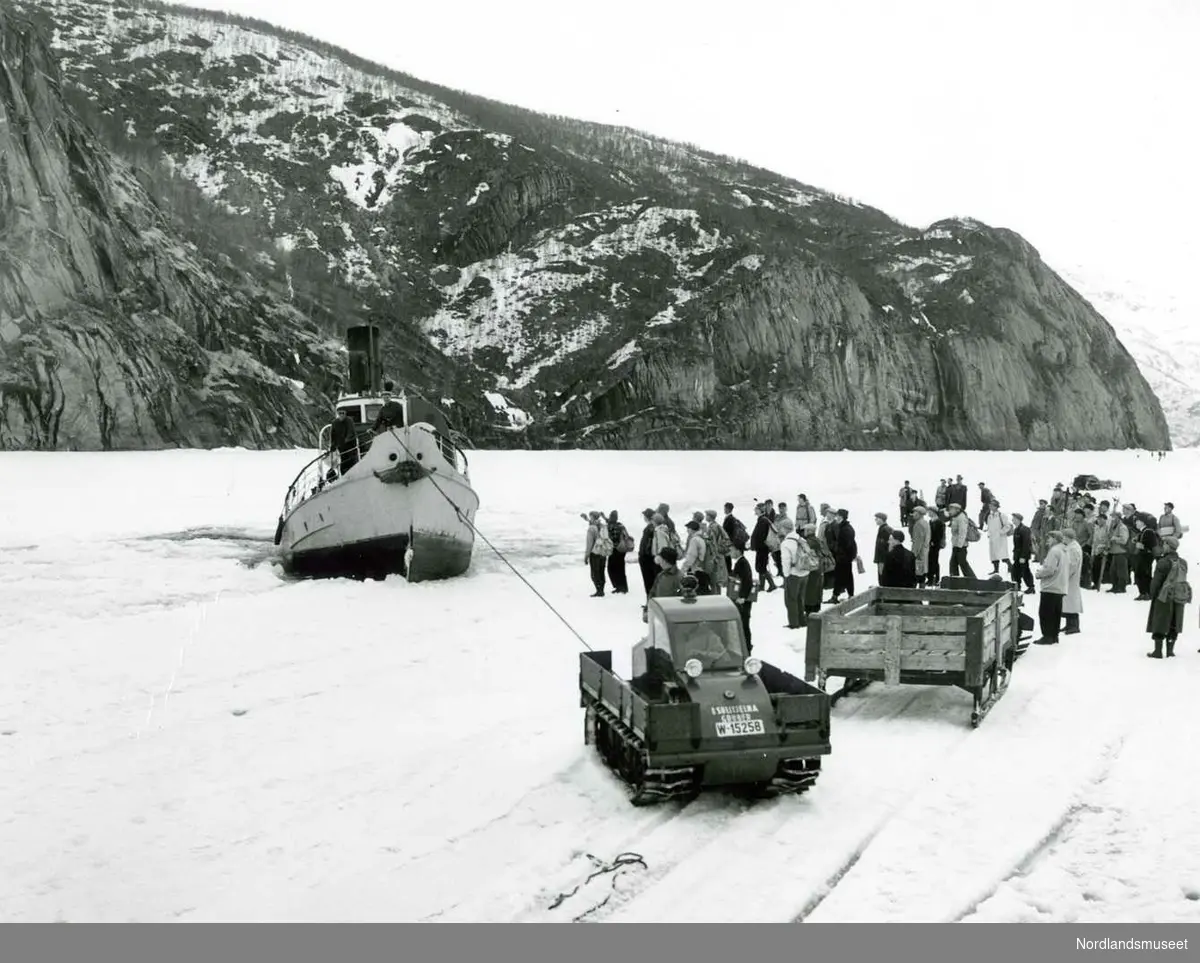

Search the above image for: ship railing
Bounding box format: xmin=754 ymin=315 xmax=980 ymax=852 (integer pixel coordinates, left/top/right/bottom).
xmin=282 ymin=426 xmax=469 ymax=518
xmin=410 ymin=423 xmax=470 ymax=476
xmin=282 ymin=449 xmax=338 ymax=517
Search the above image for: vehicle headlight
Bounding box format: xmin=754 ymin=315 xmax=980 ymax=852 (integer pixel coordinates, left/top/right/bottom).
xmin=684 ymin=658 xmax=703 ymax=678
xmin=744 ymin=656 xmax=763 ymax=675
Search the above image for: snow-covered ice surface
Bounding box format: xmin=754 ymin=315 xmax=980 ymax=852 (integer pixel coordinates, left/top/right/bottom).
xmin=1 ymin=447 xmax=1198 ymax=923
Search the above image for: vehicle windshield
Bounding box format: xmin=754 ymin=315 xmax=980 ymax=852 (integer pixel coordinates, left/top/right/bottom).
xmin=672 ymin=620 xmax=745 ymax=671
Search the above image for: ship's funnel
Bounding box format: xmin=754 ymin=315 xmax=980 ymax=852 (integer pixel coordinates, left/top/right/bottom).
xmin=346 ymin=325 xmax=383 ymax=395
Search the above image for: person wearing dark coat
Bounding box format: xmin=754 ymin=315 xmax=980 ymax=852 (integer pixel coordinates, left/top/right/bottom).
xmin=1009 ymin=512 xmax=1036 ymax=594
xmin=1133 ymin=520 xmax=1160 ymax=601
xmin=329 ymin=409 xmax=359 ymax=475
xmin=648 ymin=547 xmax=684 ymax=599
xmin=880 ymin=530 xmax=917 ymax=588
xmin=945 ymin=477 xmax=968 ymax=515
xmin=873 ymin=513 xmax=893 ymax=580
xmin=1146 ymin=538 xmax=1188 ymax=658
xmin=637 ymin=508 xmax=659 ymax=595
xmin=606 ymin=510 xmax=631 ymax=594
xmin=372 ymin=383 xmax=405 ymax=432
xmin=927 ymin=510 xmax=946 ymax=586
xmin=749 ymin=506 xmax=778 ymax=593
xmin=829 ymin=509 xmax=858 ymax=603
xmin=728 ymin=538 xmax=756 ymax=651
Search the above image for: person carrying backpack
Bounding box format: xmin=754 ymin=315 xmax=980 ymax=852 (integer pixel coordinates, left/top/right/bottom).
xmin=779 ymin=519 xmax=818 ymax=629
xmin=722 ymin=502 xmax=749 ymax=576
xmin=1146 ymin=536 xmax=1190 ymax=659
xmin=583 ymin=511 xmax=613 ymax=597
xmin=681 ymin=519 xmax=711 ymax=594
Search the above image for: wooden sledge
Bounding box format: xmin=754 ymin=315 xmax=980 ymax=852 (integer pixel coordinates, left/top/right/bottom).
xmin=805 ymin=584 xmax=1020 ymax=727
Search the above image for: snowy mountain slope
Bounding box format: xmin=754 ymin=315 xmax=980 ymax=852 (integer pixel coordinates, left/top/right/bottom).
xmin=2 ymin=447 xmax=1198 ymax=922
xmin=6 ymin=0 xmax=1171 ymax=450
xmin=1058 ymin=268 xmax=1200 ymax=448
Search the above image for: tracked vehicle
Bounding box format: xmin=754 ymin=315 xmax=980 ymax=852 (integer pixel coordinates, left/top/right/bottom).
xmin=579 ymin=578 xmax=832 ymax=806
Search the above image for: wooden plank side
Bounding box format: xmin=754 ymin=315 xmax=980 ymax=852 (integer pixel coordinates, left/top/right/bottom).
xmin=877 ymin=587 xmax=1008 ymax=606
xmin=883 ymin=615 xmax=902 ymax=686
xmin=823 ymin=587 xmax=880 ymax=618
xmin=804 ymin=617 xmax=823 ymax=682
xmin=963 ymin=615 xmax=985 ymax=687
xmin=870 ymin=603 xmax=989 ymax=617
xmin=897 ymin=615 xmax=970 ymax=633
xmin=823 ymin=649 xmax=964 ymax=673
xmin=818 ymin=630 xmax=971 ymax=653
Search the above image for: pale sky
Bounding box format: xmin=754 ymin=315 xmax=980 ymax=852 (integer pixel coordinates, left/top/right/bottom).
xmin=162 ymin=0 xmax=1198 ymax=295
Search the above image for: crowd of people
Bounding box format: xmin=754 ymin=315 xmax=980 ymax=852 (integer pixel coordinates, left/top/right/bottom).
xmin=582 ymin=474 xmax=1191 ymax=661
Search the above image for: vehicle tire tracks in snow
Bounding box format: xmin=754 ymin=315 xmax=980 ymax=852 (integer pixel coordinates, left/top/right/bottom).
xmin=564 ymin=686 xmax=967 ymax=923
xmin=411 ymin=757 xmax=700 ymax=922
xmin=948 ymin=731 xmax=1129 ymax=922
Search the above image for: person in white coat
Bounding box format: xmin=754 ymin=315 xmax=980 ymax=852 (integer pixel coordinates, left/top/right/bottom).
xmin=1060 ymin=530 xmax=1084 ymax=635
xmin=984 ymin=497 xmax=1013 ymax=576
xmin=1033 ymin=531 xmax=1070 ymax=645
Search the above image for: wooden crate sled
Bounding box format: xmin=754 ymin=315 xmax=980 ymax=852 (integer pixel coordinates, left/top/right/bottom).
xmin=804 ymin=585 xmax=1019 ymax=727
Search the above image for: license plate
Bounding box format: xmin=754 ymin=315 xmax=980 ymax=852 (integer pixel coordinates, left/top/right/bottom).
xmin=715 ymin=718 xmax=765 ymax=738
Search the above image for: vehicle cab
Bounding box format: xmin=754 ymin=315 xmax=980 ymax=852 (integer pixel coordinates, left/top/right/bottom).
xmin=632 ymin=582 xmax=761 ymax=699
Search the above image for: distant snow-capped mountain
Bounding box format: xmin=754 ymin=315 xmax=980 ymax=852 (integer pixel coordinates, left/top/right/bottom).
xmin=1057 ymin=267 xmax=1199 ymax=448
xmin=0 ymin=0 xmax=1173 ymax=451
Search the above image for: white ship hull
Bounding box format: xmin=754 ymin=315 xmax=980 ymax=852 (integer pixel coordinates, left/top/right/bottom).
xmin=276 ymin=426 xmax=478 ymax=582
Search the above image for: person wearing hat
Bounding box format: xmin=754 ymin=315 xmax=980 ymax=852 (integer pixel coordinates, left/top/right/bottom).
xmin=1103 ymin=511 xmax=1131 ymax=594
xmin=946 ymin=476 xmax=968 ymax=512
xmin=910 ymin=505 xmax=931 ymax=586
xmin=681 ymin=518 xmax=711 ymax=594
xmin=1009 ymin=512 xmax=1036 ymax=594
xmin=726 ymin=535 xmax=757 ymax=650
xmin=1030 ymin=498 xmax=1052 ymax=562
xmin=1059 ymin=530 xmax=1084 ymax=635
xmin=1146 ymin=536 xmax=1188 ymax=658
xmin=1033 ymin=531 xmax=1070 ymax=644
xmin=637 ymin=508 xmax=660 ymax=596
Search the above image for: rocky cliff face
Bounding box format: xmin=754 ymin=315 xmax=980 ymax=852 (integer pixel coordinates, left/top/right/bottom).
xmin=5 ymin=0 xmax=1175 ymax=451
xmin=0 ymin=6 xmax=345 ymax=450
xmin=557 ymin=223 xmax=1167 ymax=450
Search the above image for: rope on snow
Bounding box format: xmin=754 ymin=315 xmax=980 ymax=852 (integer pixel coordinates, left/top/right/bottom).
xmin=546 ymin=851 xmax=648 ymax=921
xmin=385 ymin=428 xmax=596 ymax=652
